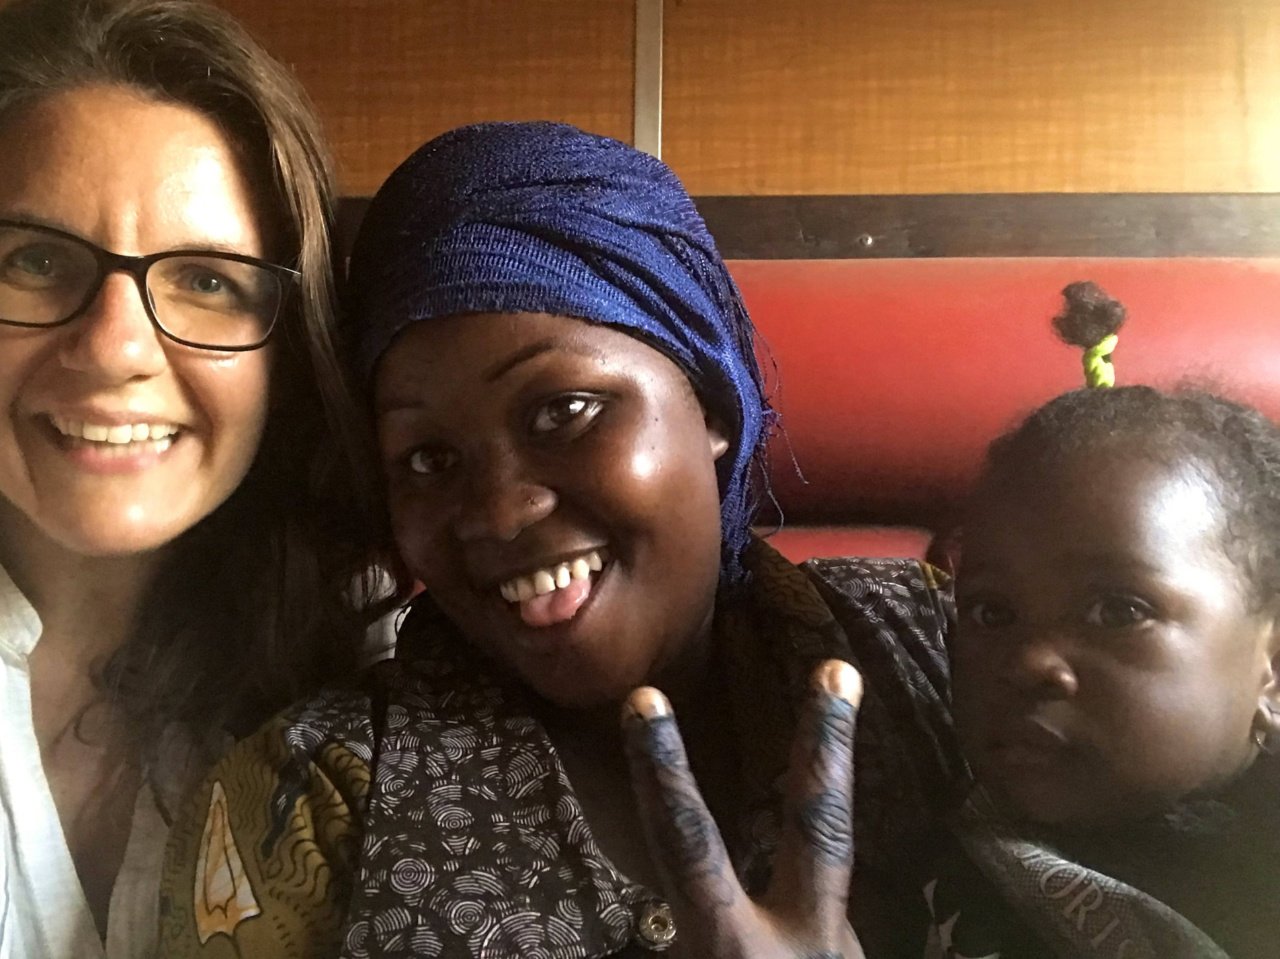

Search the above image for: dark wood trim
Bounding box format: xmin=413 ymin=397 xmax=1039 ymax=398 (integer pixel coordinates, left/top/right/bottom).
xmin=695 ymin=193 xmax=1280 ymax=259
xmin=338 ymin=193 xmax=1280 ymax=260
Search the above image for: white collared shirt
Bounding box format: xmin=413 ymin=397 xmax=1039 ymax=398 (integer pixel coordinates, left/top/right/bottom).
xmin=0 ymin=565 xmax=172 ymax=959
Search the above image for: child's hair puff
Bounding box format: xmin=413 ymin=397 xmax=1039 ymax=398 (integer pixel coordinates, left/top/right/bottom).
xmin=1052 ymin=280 xmax=1126 ymax=349
xmin=977 ymin=282 xmax=1280 ymax=610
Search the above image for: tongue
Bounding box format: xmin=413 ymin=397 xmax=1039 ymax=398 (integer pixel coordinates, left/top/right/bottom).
xmin=518 ymin=577 xmax=593 ymax=628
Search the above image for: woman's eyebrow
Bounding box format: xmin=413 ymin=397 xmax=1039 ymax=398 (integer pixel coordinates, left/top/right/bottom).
xmin=0 ymin=209 xmax=69 ymax=232
xmin=377 ymin=336 xmax=614 ymax=412
xmin=484 ymin=339 xmax=557 ymax=382
xmin=0 ymin=210 xmax=250 ymax=256
xmin=482 ymin=338 xmax=607 ymax=383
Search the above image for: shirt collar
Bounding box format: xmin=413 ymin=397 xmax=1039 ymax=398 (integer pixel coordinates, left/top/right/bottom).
xmin=0 ymin=561 xmax=43 ymax=660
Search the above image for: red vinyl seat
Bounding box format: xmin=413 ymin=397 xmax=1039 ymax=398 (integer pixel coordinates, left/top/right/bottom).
xmin=732 ymin=257 xmax=1280 ymax=562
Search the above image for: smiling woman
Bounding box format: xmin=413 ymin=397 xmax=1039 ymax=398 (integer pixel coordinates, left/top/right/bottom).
xmin=0 ymin=2 xmax=394 ymax=957
xmin=377 ymin=313 xmax=729 ymax=706
xmin=161 ymin=122 xmax=964 ymax=959
xmin=0 ymin=89 xmax=274 ymax=555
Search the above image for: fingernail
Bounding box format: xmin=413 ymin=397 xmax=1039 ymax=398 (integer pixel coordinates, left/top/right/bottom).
xmin=815 ymin=659 xmax=863 ymax=707
xmin=624 ymin=686 xmax=671 ymax=722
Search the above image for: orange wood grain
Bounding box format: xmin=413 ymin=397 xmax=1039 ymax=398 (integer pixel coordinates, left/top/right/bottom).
xmin=213 ymin=0 xmax=635 ymax=194
xmin=663 ymin=0 xmax=1280 ymax=194
xmin=210 ymin=0 xmax=1280 ymax=195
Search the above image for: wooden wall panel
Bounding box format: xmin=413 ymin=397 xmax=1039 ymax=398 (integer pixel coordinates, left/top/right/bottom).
xmin=213 ymin=0 xmax=634 ymax=195
xmin=212 ymin=0 xmax=1280 ymax=196
xmin=663 ymin=0 xmax=1280 ymax=195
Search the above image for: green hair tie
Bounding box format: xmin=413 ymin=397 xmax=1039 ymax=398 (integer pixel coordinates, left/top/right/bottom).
xmin=1083 ymin=333 xmax=1118 ymax=388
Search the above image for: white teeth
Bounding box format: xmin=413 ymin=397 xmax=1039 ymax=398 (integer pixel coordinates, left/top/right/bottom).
xmin=499 ymin=549 xmax=606 ymax=604
xmin=84 ymin=438 xmax=175 ymax=457
xmin=48 ymin=414 xmax=180 ymax=445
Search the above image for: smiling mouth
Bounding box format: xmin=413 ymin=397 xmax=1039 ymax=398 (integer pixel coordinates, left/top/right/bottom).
xmin=46 ymin=413 xmax=181 ymax=455
xmin=497 ymin=548 xmax=608 ymax=628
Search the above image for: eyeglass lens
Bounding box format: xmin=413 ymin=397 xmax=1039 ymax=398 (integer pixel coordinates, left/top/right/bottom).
xmin=0 ymin=223 xmax=282 ymax=349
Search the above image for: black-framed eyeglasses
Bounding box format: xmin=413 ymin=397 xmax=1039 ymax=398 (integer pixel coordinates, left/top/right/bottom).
xmin=0 ymin=219 xmax=299 ymax=352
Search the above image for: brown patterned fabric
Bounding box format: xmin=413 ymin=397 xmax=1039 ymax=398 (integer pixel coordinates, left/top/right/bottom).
xmin=159 ymin=540 xmax=961 ymax=958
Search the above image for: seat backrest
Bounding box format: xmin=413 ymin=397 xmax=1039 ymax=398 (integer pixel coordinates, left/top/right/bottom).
xmin=732 ymin=257 xmax=1280 ymax=531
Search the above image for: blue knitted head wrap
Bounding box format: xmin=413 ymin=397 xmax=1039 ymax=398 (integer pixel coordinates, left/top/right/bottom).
xmin=348 ymin=121 xmax=773 ymax=582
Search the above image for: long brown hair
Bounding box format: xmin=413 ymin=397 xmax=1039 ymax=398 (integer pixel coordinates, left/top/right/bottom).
xmin=0 ymin=0 xmax=404 ymax=746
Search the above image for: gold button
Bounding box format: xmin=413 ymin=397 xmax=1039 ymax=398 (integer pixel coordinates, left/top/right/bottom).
xmin=637 ymin=900 xmax=676 ymax=950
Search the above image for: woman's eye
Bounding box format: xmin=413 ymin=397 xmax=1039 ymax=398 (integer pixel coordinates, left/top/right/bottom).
xmin=530 ymin=394 xmax=603 ymax=435
xmin=189 ymin=271 xmax=224 ymax=294
xmin=405 ymin=446 xmax=458 ymax=476
xmin=179 ymin=267 xmax=242 ymax=302
xmin=960 ymin=599 xmax=1015 ymax=629
xmin=3 ymin=244 xmax=69 ymax=284
xmin=13 ymin=248 xmax=56 ymax=276
xmin=1085 ymin=595 xmax=1154 ymax=628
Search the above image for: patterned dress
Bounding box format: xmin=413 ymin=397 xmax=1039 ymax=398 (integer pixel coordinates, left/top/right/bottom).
xmin=159 ymin=541 xmax=962 ymax=958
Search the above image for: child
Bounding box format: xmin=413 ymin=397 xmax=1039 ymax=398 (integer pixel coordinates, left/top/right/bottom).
xmin=926 ymin=282 xmax=1280 ymax=959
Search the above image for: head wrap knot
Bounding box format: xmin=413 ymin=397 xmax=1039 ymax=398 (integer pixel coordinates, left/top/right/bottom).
xmin=348 ymin=121 xmax=774 ymax=581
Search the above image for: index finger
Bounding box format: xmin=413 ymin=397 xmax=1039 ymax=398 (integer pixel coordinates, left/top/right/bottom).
xmin=621 ymin=687 xmax=749 ymax=920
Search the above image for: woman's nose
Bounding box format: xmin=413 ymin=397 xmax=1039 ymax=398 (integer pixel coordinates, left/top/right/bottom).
xmin=57 ymin=272 xmax=167 ymax=382
xmin=452 ymin=450 xmax=556 ymax=543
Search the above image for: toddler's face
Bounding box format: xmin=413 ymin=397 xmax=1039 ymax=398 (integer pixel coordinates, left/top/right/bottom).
xmin=952 ymin=452 xmax=1278 ymax=827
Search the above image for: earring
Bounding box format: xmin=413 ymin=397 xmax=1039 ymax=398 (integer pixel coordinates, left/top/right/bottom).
xmin=1251 ymin=706 xmax=1277 ymax=755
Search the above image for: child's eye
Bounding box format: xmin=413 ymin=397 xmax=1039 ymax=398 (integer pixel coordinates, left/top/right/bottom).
xmin=530 ymin=394 xmax=604 ymax=435
xmin=404 ymin=445 xmax=458 ymax=476
xmin=1085 ymin=595 xmax=1154 ymax=628
xmin=960 ymin=599 xmax=1015 ymax=629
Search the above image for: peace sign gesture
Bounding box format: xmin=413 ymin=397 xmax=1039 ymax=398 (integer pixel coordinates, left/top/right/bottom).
xmin=622 ymin=659 xmax=866 ymax=958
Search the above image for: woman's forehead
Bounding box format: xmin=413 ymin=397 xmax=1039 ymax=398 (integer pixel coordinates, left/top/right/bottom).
xmin=374 ymin=311 xmax=693 ymax=407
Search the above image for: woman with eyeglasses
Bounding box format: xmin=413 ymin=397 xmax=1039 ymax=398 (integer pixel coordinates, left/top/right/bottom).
xmin=0 ymin=1 xmax=395 ymax=955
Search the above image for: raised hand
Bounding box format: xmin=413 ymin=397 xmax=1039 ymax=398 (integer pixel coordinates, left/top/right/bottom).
xmin=621 ymin=659 xmax=865 ymax=959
